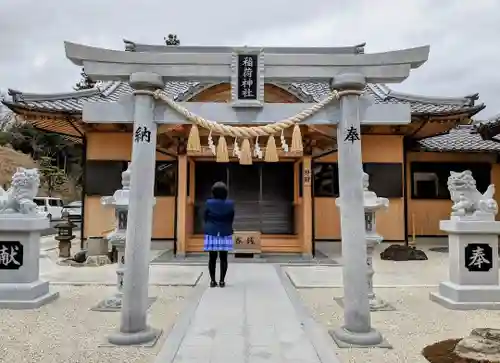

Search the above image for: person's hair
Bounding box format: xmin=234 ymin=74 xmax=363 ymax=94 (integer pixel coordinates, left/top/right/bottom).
xmin=211 ymin=181 xmax=228 ymax=200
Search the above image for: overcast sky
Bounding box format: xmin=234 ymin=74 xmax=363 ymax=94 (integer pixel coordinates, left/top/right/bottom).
xmin=1 ymin=0 xmax=499 ymax=119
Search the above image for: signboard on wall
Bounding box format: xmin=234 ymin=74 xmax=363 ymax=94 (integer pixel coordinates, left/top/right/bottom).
xmin=303 ymin=167 xmax=312 ymax=186
xmin=233 ymin=231 xmax=261 ymax=254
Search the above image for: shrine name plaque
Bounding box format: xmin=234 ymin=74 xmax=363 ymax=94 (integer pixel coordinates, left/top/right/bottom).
xmin=237 ymin=54 xmax=258 ymax=101
xmin=231 ymin=48 xmax=264 ymax=108
xmin=233 ymin=231 xmax=261 ymax=254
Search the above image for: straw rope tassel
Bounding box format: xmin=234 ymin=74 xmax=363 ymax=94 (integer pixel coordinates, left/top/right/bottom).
xmin=187 ymin=124 xmax=201 ymax=152
xmin=290 ymin=124 xmax=303 ymax=153
xmin=264 ymin=135 xmax=279 ymax=162
xmin=216 ymin=135 xmax=229 ymax=163
xmin=239 ymin=139 xmax=253 ymax=165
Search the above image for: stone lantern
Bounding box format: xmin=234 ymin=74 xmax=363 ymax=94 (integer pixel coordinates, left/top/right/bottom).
xmin=54 ymin=212 xmax=76 ymax=258
xmin=98 ymin=163 xmax=132 ymax=309
xmin=361 ymin=173 xmax=392 ymax=311
xmin=93 ymin=163 xmax=156 ymax=312
xmin=336 ymin=172 xmax=392 ymax=311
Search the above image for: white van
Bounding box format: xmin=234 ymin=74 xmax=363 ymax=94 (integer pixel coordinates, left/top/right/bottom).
xmin=33 ymin=197 xmax=64 ymax=221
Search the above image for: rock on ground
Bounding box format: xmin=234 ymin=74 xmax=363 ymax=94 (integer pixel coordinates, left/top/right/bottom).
xmin=454 ymin=328 xmax=500 ymax=362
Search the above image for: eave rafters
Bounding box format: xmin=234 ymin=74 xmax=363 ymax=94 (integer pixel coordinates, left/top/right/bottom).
xmin=10 ymin=108 xmax=85 ymax=144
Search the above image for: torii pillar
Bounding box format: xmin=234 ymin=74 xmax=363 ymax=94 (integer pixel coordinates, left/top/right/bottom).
xmin=331 ymin=73 xmax=382 ymax=345
xmin=108 ymin=72 xmax=164 ymax=345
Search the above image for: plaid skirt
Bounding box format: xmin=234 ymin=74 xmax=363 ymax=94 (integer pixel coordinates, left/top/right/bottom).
xmin=204 ymin=234 xmax=233 ymax=252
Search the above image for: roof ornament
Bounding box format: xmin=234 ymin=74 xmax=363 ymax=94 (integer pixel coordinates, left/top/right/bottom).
xmin=123 ymin=39 xmax=136 ymax=52
xmin=355 ymin=42 xmax=366 ymax=54
xmin=464 ymin=93 xmax=479 ymax=106
xmin=7 ymin=89 xmax=23 ymax=103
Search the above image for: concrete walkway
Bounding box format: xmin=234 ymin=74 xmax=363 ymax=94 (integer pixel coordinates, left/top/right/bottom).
xmin=156 ymin=264 xmax=338 ymax=363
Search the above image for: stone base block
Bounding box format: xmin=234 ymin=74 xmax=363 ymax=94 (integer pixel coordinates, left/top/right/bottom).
xmin=430 ymin=281 xmax=500 ymax=310
xmin=58 ymin=240 xmax=72 ymax=258
xmin=106 ymin=327 xmax=162 ymax=347
xmin=86 ymin=237 xmax=109 ymax=256
xmin=329 ymin=326 xmax=392 ymax=348
xmin=84 ymin=255 xmax=112 ymax=266
xmin=0 ymin=280 xmax=59 ymax=309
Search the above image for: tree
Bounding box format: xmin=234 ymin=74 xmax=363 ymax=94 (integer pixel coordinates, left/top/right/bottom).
xmin=165 ymin=34 xmax=180 ymax=46
xmin=74 ymin=69 xmax=96 ymax=90
xmin=39 ymin=155 xmax=68 ymax=196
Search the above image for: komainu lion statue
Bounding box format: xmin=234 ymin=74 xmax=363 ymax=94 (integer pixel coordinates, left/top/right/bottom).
xmin=447 ymin=170 xmax=498 ymax=217
xmin=0 ymin=167 xmax=41 ymax=215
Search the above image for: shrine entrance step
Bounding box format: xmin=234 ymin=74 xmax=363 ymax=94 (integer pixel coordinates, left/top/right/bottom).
xmin=150 ymin=250 xmax=338 ymax=266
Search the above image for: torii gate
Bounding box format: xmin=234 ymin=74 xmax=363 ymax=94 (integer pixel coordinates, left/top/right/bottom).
xmin=65 ymin=42 xmax=429 ymax=347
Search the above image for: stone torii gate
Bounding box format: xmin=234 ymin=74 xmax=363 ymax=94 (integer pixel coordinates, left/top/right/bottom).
xmin=65 ymin=41 xmax=429 ymax=347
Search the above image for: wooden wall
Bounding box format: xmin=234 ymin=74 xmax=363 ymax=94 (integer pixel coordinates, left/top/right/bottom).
xmin=82 ymin=83 xmax=500 ymax=247
xmin=84 ymin=132 xmax=175 ymax=239
xmin=314 ymin=135 xmax=405 ymax=241
xmin=313 ymin=135 xmax=499 ymax=240
xmin=407 ymin=152 xmax=498 ymax=236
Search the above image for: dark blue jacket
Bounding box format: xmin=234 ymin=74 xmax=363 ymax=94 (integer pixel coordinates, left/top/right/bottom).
xmin=204 ymin=199 xmax=235 ymax=237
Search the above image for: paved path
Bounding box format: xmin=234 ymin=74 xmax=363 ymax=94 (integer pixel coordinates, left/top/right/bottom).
xmin=164 ymin=264 xmax=335 ymax=363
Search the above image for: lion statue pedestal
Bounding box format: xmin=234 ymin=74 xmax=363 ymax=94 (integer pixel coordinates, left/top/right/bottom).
xmin=430 ymin=170 xmax=500 ymax=310
xmin=0 ymin=168 xmax=59 ymax=309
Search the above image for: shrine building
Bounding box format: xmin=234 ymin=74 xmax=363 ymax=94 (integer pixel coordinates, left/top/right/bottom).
xmin=3 ymin=40 xmax=500 ymax=255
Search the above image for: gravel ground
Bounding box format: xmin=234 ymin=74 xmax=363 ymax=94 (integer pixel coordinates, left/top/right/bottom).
xmin=0 ymin=285 xmax=194 ymax=363
xmin=299 ymin=286 xmax=500 ymax=363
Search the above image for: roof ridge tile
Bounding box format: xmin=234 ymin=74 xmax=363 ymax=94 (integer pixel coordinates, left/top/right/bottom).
xmin=387 ymin=89 xmax=479 ymax=106
xmin=8 ymin=86 xmax=101 ymax=102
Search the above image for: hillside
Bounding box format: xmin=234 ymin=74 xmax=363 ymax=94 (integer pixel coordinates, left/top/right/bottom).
xmin=0 ymin=145 xmax=79 ymax=200
xmin=0 ymin=145 xmax=38 ymax=186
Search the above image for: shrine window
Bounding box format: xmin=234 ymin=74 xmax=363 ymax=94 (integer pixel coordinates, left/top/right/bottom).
xmin=363 ymin=163 xmax=403 ymax=198
xmin=85 ymin=160 xmax=128 ymax=196
xmin=154 ymin=161 xmax=177 ymax=196
xmin=410 ymin=162 xmax=491 ymax=199
xmin=313 ymin=163 xmax=339 ymax=197
xmin=313 ymin=162 xmax=403 ymax=198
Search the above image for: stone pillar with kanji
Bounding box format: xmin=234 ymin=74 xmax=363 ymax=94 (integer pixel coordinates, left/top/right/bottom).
xmin=430 ymin=170 xmax=500 ymax=310
xmin=0 ymin=167 xmax=59 ymax=309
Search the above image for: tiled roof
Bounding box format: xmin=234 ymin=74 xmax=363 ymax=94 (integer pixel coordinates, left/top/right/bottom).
xmin=367 ymin=84 xmax=484 ymax=115
xmin=2 ymin=81 xmax=199 ymax=114
xmin=418 ymin=125 xmax=500 ymax=152
xmin=475 ymin=113 xmax=500 ymax=140
xmin=3 ymin=80 xmax=484 ymax=117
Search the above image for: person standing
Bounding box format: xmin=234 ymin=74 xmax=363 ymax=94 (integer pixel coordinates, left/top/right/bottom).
xmin=204 ymin=181 xmax=235 ymax=288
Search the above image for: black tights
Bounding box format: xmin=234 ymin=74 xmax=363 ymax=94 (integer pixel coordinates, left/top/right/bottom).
xmin=208 ymin=251 xmax=228 ymax=283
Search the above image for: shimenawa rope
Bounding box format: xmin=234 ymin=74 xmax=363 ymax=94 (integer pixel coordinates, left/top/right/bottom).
xmin=147 ymin=88 xmax=362 ymax=163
